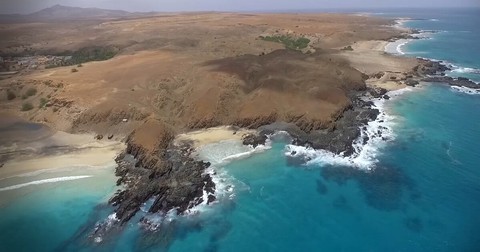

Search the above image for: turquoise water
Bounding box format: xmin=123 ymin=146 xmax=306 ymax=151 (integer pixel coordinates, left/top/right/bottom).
xmin=0 ymin=167 xmax=118 ymax=251
xmin=389 ymin=8 xmax=480 ymax=82
xmin=1 ymin=8 xmax=480 ymax=252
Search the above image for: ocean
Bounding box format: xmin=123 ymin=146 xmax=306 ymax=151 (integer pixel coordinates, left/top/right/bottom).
xmin=1 ymin=8 xmax=480 ymax=252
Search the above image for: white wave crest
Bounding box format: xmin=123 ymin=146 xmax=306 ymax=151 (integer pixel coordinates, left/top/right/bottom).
xmin=0 ymin=175 xmax=92 ymax=192
xmin=285 ymin=88 xmax=412 ymax=170
xmin=451 ymin=67 xmax=480 ymax=75
xmin=181 ymin=139 xmax=271 ymax=215
xmin=385 ymin=39 xmax=411 ymax=55
xmin=451 ymin=86 xmax=480 ymax=95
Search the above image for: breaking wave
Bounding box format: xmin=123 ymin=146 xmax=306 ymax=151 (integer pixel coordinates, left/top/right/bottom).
xmin=285 ymin=88 xmax=413 ymax=170
xmin=0 ymin=175 xmax=92 ymax=192
xmin=451 ymin=86 xmax=480 ymax=95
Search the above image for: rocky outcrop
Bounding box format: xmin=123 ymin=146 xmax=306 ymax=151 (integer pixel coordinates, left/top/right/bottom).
xmin=242 ymin=92 xmax=379 ymax=156
xmin=414 ymin=59 xmax=451 ymax=76
xmin=104 ymin=119 xmax=215 ymax=228
xmin=422 ymin=76 xmax=479 ymax=89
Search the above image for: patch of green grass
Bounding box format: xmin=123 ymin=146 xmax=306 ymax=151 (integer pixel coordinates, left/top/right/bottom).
xmin=260 ymin=35 xmax=310 ymax=50
xmin=21 ymin=102 xmax=33 ymax=111
xmin=39 ymin=98 xmax=48 ymax=108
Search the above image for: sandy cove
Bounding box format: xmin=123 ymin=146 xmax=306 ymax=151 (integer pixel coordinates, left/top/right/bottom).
xmin=338 ymin=40 xmax=418 ymax=91
xmin=174 ymin=126 xmax=255 ymax=149
xmin=0 ymin=114 xmax=125 ymax=180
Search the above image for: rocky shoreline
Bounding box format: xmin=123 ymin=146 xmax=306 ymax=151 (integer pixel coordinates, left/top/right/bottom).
xmin=92 ymin=42 xmax=479 ymax=238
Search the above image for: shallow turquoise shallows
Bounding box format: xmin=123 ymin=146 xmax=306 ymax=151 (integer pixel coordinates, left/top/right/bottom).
xmin=1 ymin=8 xmax=480 ymax=252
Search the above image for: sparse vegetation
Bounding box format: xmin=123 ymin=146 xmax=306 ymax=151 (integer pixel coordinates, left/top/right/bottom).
xmin=53 ymin=107 xmax=59 ymax=112
xmin=6 ymin=90 xmax=16 ymax=100
xmin=44 ymin=46 xmax=118 ymax=69
xmin=39 ymin=98 xmax=48 ymax=108
xmin=25 ymin=87 xmax=37 ymax=97
xmin=21 ymin=102 xmax=33 ymax=111
xmin=67 ymin=46 xmax=118 ymax=65
xmin=341 ymin=45 xmax=354 ymax=51
xmin=71 ymin=68 xmax=78 ymax=73
xmin=259 ymin=35 xmax=310 ymax=50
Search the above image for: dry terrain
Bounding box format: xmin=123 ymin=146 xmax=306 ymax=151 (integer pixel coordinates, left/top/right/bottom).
xmin=0 ymin=12 xmax=416 ymax=149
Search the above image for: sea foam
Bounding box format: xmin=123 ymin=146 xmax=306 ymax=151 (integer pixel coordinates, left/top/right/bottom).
xmin=451 ymin=86 xmax=480 ymax=95
xmin=0 ymin=175 xmax=93 ymax=192
xmin=285 ymin=88 xmax=412 ymax=170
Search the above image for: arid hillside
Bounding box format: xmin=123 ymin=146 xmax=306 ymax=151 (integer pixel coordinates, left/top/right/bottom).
xmin=0 ymin=13 xmax=409 ymax=140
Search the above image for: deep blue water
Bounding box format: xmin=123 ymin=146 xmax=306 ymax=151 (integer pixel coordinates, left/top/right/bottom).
xmin=1 ymin=8 xmax=480 ymax=252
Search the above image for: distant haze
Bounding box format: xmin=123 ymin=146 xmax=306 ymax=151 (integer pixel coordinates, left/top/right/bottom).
xmin=1 ymin=0 xmax=479 ymax=14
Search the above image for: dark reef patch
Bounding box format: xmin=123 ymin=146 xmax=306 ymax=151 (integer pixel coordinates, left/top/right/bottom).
xmin=316 ymin=179 xmax=328 ymax=195
xmin=321 ymin=164 xmax=417 ymax=211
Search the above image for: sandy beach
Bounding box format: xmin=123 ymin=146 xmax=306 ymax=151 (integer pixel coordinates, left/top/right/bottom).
xmin=0 ymin=114 xmax=125 ymax=180
xmin=339 ymin=40 xmax=418 ymax=91
xmin=175 ymin=126 xmax=255 ymax=149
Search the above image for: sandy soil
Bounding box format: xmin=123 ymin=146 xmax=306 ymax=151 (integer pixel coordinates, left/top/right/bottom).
xmin=0 ymin=141 xmax=123 ymax=180
xmin=0 ymin=12 xmax=419 ymax=156
xmin=0 ymin=114 xmax=125 ymax=180
xmin=175 ymin=126 xmax=254 ymax=149
xmin=338 ymin=40 xmax=418 ymax=91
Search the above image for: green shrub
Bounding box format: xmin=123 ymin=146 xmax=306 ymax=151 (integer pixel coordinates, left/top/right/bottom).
xmin=341 ymin=45 xmax=354 ymax=51
xmin=39 ymin=98 xmax=48 ymax=108
xmin=21 ymin=102 xmax=33 ymax=111
xmin=6 ymin=90 xmax=16 ymax=100
xmin=260 ymin=35 xmax=310 ymax=50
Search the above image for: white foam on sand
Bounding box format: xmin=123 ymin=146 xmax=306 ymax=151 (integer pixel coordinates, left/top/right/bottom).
xmin=179 ymin=139 xmax=271 ymax=215
xmin=285 ymin=88 xmax=413 ymax=170
xmin=0 ymin=175 xmax=92 ymax=192
xmin=385 ymin=39 xmax=410 ymax=55
xmin=386 ymin=19 xmax=440 ymax=56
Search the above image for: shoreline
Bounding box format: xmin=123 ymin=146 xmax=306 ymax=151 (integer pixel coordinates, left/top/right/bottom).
xmin=2 ymin=13 xmax=479 ymax=241
xmin=0 ymin=117 xmax=125 ymax=185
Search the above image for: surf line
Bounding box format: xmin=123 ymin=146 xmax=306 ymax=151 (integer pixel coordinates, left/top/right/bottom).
xmin=0 ymin=175 xmax=93 ymax=192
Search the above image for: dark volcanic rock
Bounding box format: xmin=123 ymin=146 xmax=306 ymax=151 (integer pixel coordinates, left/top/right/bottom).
xmin=422 ymin=76 xmax=480 ymax=89
xmin=109 ymin=141 xmax=215 ymax=226
xmin=254 ymin=91 xmax=380 ymax=157
xmin=242 ymin=132 xmax=269 ymax=147
xmin=405 ymin=79 xmax=419 ymax=87
xmin=369 ymin=88 xmax=388 ymax=98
